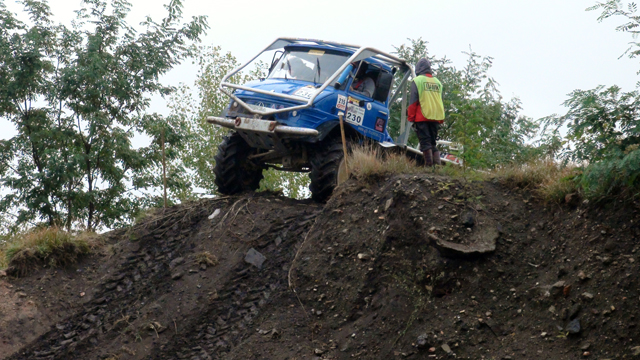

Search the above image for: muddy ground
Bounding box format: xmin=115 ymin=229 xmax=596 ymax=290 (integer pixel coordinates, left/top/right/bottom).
xmin=1 ymin=172 xmax=640 ymax=360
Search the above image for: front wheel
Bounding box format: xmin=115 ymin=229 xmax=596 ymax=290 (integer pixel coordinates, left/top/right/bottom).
xmin=309 ymin=136 xmax=349 ymax=202
xmin=213 ymin=132 xmax=264 ymax=195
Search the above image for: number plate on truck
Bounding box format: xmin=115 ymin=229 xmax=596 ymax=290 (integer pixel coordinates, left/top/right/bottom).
xmin=236 ymin=118 xmax=276 ymax=133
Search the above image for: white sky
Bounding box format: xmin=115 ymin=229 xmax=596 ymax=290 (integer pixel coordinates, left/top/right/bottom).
xmin=1 ymin=0 xmax=638 ymax=141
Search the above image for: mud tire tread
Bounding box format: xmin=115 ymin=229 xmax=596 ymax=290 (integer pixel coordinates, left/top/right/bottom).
xmin=310 ymin=136 xmax=346 ymax=202
xmin=213 ymin=132 xmax=263 ymax=195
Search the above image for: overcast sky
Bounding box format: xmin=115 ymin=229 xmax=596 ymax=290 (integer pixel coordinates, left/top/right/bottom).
xmin=1 ymin=0 xmax=639 ymax=141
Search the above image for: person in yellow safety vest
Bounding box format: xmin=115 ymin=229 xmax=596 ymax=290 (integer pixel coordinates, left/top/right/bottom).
xmin=407 ymin=58 xmax=445 ymax=167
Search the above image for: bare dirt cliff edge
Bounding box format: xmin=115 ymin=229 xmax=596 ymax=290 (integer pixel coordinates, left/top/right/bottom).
xmin=2 ymin=173 xmax=640 ymax=360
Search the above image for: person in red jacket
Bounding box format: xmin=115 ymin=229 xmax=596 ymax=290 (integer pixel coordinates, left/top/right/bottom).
xmin=408 ymin=58 xmax=445 ymax=166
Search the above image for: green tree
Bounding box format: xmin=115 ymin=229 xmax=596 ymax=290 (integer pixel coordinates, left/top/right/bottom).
xmin=541 ymin=85 xmax=640 ymax=196
xmin=533 ymin=1 xmax=640 ymax=199
xmin=0 ymin=0 xmax=207 ymax=231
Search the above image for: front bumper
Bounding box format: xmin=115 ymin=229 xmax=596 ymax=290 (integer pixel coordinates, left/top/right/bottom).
xmin=206 ymin=116 xmax=319 ymax=137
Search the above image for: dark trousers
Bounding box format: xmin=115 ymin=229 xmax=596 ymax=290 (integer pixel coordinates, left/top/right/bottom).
xmin=413 ymin=121 xmax=439 ymax=151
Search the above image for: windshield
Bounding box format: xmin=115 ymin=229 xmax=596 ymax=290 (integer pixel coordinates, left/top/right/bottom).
xmin=268 ymin=49 xmax=350 ymax=84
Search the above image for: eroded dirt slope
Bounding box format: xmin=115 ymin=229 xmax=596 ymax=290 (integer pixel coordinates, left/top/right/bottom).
xmin=2 ymin=173 xmax=640 ymax=360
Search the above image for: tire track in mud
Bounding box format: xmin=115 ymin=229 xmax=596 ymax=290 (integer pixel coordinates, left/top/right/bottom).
xmin=9 ymin=201 xmax=220 ymax=360
xmin=8 ymin=196 xmax=322 ymax=360
xmin=146 ymin=206 xmax=322 ymax=360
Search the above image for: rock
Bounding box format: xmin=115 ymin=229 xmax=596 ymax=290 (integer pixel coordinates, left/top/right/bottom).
xmin=384 ymin=198 xmax=393 ymax=212
xmin=314 ymin=348 xmax=324 ymax=355
xmin=582 ymin=292 xmax=594 ymax=300
xmin=580 ymin=342 xmax=591 ymax=351
xmin=596 ymin=256 xmax=612 ymax=265
xmin=578 ymin=271 xmax=589 ymax=281
xmin=429 ymin=224 xmax=498 ymax=258
xmin=16 ymin=292 xmax=27 ymax=298
xmin=357 ymin=253 xmax=371 ymax=261
xmin=0 ymin=270 xmax=6 ymax=277
xmin=462 ymin=211 xmax=475 ymax=227
xmin=245 ymin=248 xmax=266 ymax=269
xmin=169 ymin=257 xmax=184 ymax=269
xmin=632 ymin=346 xmax=640 ymax=356
xmin=60 ymin=339 xmax=74 ymax=346
xmin=416 ymin=333 xmax=428 ymax=349
xmin=566 ymin=318 xmax=581 ymax=334
xmin=208 ymin=209 xmax=221 ymax=220
xmin=569 ymin=304 xmax=582 ymax=319
xmin=441 ymin=343 xmax=452 ymax=354
xmin=275 ymin=236 xmax=282 ymax=246
xmin=171 ymin=271 xmax=183 ymax=280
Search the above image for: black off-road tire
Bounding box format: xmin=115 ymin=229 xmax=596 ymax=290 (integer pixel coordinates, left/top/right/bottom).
xmin=310 ymin=136 xmax=348 ymax=202
xmin=213 ymin=132 xmax=264 ymax=195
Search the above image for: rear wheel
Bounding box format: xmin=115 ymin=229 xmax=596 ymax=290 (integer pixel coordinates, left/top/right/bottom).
xmin=214 ymin=132 xmax=264 ymax=195
xmin=310 ymin=136 xmax=349 ymax=202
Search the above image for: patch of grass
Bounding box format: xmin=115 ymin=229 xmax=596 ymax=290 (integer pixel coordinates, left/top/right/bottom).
xmin=347 ymin=143 xmax=422 ymax=179
xmin=2 ymin=227 xmax=101 ymax=275
xmin=493 ymin=160 xmax=580 ymax=203
xmin=0 ymin=248 xmax=7 ymax=270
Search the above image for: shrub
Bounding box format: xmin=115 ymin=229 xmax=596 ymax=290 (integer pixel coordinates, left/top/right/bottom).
xmin=579 ymin=148 xmax=640 ymax=199
xmin=494 ymin=160 xmax=580 ymax=203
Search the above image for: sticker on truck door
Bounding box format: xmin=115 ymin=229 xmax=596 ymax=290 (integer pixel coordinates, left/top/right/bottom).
xmin=345 ymin=104 xmax=365 ymax=126
xmin=336 ymin=95 xmax=347 ymax=111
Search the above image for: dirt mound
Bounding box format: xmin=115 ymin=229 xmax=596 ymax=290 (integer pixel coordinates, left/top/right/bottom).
xmin=1 ymin=173 xmax=640 ymax=359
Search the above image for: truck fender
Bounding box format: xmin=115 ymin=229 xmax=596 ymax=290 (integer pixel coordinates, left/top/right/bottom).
xmin=315 ymin=120 xmax=361 ymax=142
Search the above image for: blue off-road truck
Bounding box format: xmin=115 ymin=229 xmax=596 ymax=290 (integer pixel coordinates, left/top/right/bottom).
xmin=207 ymin=38 xmax=461 ymax=202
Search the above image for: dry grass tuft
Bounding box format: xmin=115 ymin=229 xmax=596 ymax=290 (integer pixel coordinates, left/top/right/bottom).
xmin=195 ymin=251 xmax=218 ymax=267
xmin=0 ymin=247 xmax=7 ymax=270
xmin=3 ymin=227 xmax=101 ymax=275
xmin=493 ymin=160 xmax=579 ymax=202
xmin=348 ymin=143 xmax=422 ymax=179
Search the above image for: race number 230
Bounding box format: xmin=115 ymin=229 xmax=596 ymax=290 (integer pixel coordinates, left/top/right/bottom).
xmin=345 ymin=104 xmax=365 ymax=126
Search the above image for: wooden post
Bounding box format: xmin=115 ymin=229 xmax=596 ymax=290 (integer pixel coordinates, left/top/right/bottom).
xmin=338 ymin=113 xmax=349 ymax=178
xmin=161 ymin=129 xmax=167 ymax=209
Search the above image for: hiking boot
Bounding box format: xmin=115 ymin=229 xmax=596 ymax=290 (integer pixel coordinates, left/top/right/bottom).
xmin=422 ymin=149 xmax=433 ymax=167
xmin=433 ymin=150 xmax=442 ymax=166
